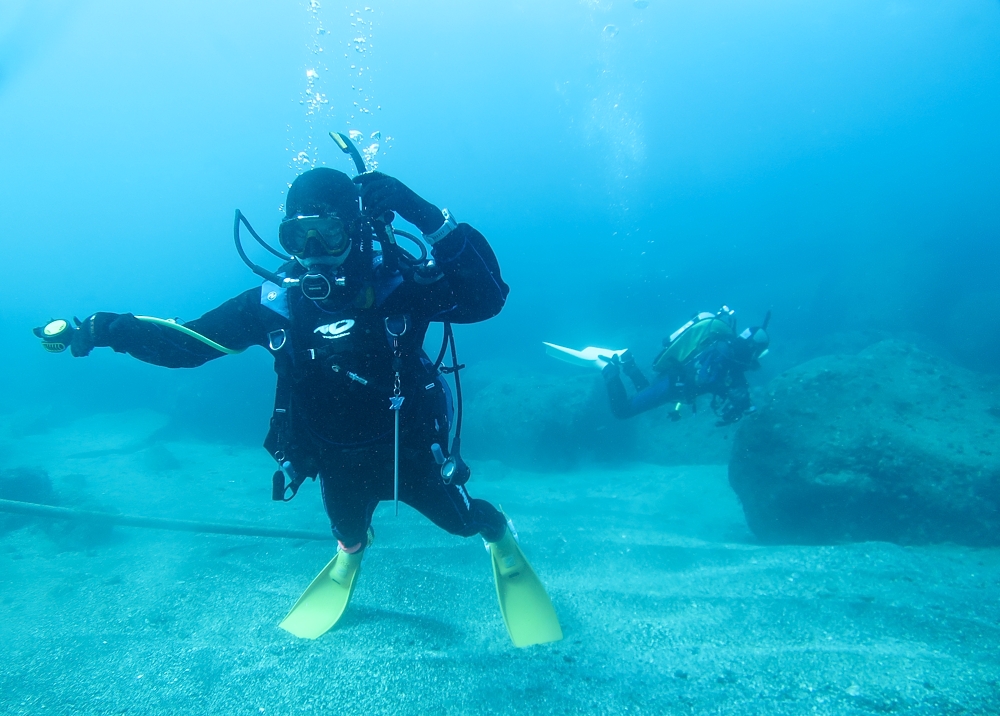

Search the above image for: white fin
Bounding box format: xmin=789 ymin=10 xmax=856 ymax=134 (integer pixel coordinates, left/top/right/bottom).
xmin=543 ymin=342 xmax=628 ymax=370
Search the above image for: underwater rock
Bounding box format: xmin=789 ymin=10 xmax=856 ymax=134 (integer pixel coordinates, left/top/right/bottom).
xmin=463 ymin=368 xmax=733 ymax=470
xmin=0 ymin=467 xmax=59 ymax=532
xmin=0 ymin=467 xmax=58 ymax=505
xmin=141 ymin=443 xmax=182 ymax=472
xmin=729 ymin=340 xmax=1000 ymax=545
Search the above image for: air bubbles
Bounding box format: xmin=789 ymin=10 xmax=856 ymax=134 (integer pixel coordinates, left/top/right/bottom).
xmin=291 ymin=0 xmax=390 ymax=174
xmin=360 ymin=141 xmax=379 ymax=170
xmin=302 ymin=87 xmax=328 ymax=117
xmin=633 ymin=0 xmax=649 ymax=8
xmin=603 ymin=24 xmax=619 ymax=38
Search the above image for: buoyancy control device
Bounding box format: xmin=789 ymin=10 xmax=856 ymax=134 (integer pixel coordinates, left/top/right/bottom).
xmin=652 ymin=306 xmax=739 ymax=374
xmin=244 ymin=133 xmax=473 ymax=509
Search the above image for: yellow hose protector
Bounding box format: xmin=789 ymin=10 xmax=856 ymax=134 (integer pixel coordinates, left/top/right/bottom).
xmin=134 ymin=315 xmax=242 ymax=355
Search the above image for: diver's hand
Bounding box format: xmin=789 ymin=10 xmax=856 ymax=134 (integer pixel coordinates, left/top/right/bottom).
xmin=353 ymin=172 xmax=444 ymax=235
xmin=715 ymin=397 xmax=753 ymax=426
xmin=715 ymin=408 xmax=753 ymax=427
xmin=70 ymin=313 xmax=119 ymax=357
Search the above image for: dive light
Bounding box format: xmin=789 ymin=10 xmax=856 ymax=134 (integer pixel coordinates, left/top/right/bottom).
xmin=33 ymin=318 xmax=76 ymax=353
xmin=33 ymin=315 xmax=241 ymax=356
xmin=431 ymin=442 xmax=470 ymax=485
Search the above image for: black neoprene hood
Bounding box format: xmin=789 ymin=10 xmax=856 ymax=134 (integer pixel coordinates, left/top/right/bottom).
xmin=286 ymin=168 xmax=360 ymax=221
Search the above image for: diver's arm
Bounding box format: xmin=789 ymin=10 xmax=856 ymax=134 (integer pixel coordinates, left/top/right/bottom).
xmin=620 ymin=351 xmax=651 ymax=391
xmin=425 ymin=224 xmax=510 ymax=323
xmin=715 ymin=370 xmax=752 ymax=425
xmin=353 ymin=172 xmax=510 ymax=323
xmin=88 ymin=288 xmax=268 ymax=368
xmin=351 ymin=171 xmax=508 ymax=322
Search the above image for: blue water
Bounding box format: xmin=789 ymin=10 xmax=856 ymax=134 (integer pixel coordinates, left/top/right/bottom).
xmin=1 ymin=1 xmax=999 ymax=712
xmin=3 ymin=0 xmax=998 ymax=437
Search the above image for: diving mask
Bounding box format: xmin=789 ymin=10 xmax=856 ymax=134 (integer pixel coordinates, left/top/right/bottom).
xmin=739 ymin=326 xmax=770 ymax=360
xmin=278 ymin=215 xmax=350 ymax=258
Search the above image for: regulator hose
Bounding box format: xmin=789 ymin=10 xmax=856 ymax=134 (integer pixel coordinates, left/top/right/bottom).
xmin=134 ymin=316 xmax=242 ymax=355
xmin=0 ymin=498 xmax=333 ymax=541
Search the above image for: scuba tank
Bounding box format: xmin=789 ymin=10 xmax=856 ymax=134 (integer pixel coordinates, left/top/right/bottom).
xmin=652 ymin=306 xmax=737 ymax=374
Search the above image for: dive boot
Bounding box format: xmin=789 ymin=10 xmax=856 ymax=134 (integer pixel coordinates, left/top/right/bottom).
xmin=489 ymin=528 xmax=563 ymax=647
xmin=279 ymin=536 xmax=369 ymax=639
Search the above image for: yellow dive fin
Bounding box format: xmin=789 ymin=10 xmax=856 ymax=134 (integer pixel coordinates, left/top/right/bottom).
xmin=279 ymin=547 xmax=364 ymax=639
xmin=490 ymin=529 xmax=563 ymax=647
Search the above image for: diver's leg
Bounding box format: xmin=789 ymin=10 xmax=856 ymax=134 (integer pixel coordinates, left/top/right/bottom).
xmin=602 ymin=362 xmax=635 ymax=419
xmin=399 ymin=446 xmax=506 ymax=541
xmin=279 ymin=448 xmax=382 ymax=639
xmin=606 ymin=362 xmax=683 ymax=419
xmin=620 ymin=350 xmax=650 ymax=391
xmin=400 ymin=445 xmax=561 ymax=645
xmin=318 ymin=447 xmax=381 ymax=550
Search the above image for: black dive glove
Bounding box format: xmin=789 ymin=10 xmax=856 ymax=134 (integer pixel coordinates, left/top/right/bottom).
xmin=70 ymin=313 xmax=120 ymax=357
xmin=353 ymin=172 xmax=445 ymax=235
xmin=714 ymin=385 xmax=752 ymax=426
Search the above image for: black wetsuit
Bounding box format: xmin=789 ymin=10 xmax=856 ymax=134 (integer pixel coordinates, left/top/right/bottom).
xmin=603 ymin=339 xmax=752 ymax=424
xmin=94 ymin=224 xmax=509 ymax=546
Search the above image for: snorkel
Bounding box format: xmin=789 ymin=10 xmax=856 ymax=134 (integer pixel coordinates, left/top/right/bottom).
xmin=330 ymin=130 xmax=431 ymax=277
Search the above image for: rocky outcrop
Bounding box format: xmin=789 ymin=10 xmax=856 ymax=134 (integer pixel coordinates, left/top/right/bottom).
xmin=0 ymin=467 xmax=58 ymax=532
xmin=729 ymin=341 xmax=1000 ymax=545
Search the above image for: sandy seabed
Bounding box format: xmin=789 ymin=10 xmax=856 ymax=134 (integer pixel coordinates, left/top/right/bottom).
xmin=1 ymin=410 xmax=998 ymax=715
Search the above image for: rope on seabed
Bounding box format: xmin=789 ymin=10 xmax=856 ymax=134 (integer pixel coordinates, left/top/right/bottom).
xmin=0 ymin=498 xmax=334 ymax=541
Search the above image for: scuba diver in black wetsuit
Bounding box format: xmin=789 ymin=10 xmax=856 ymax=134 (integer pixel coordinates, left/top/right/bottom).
xmin=35 ymin=139 xmax=562 ymax=647
xmin=602 ymin=306 xmax=770 ymax=426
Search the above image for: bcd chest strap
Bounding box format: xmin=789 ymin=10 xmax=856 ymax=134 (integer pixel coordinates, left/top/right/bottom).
xmin=265 ymin=313 xmax=416 ymax=503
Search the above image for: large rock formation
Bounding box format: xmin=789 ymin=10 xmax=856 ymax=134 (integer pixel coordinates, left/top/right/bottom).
xmin=729 ymin=341 xmax=1000 ymax=545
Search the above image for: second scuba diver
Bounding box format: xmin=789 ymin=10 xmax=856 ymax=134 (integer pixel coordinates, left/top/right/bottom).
xmin=602 ymin=307 xmax=770 ymax=424
xmin=545 ymin=306 xmax=770 ymax=425
xmin=36 ymin=162 xmax=562 ymax=647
